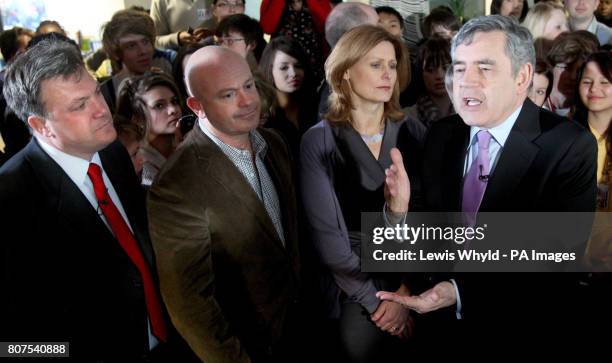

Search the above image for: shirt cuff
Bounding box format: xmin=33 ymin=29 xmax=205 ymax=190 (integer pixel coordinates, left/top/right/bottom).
xmin=382 ymin=201 xmax=407 ymax=226
xmin=450 ymin=278 xmax=462 ymax=320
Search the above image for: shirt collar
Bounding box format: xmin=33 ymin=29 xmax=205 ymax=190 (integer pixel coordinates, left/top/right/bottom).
xmin=198 ymin=117 xmax=267 ymax=157
xmin=587 ymin=17 xmax=598 ymax=34
xmin=469 ymin=104 xmax=523 ymax=148
xmin=36 ymin=136 xmax=102 ymax=186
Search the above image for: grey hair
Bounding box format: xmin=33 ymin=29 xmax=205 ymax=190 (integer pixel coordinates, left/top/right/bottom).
xmin=451 ymin=15 xmax=535 ymax=78
xmin=2 ymin=38 xmax=84 ymax=121
xmin=325 ymin=3 xmax=373 ymax=48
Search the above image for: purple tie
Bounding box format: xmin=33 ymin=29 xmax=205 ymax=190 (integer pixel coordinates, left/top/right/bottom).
xmin=462 ymin=130 xmax=492 ymax=213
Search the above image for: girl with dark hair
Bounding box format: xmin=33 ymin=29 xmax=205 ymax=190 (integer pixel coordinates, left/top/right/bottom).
xmin=574 ymin=51 xmax=612 ymax=211
xmin=490 ymin=0 xmax=529 ymax=22
xmin=115 ymin=72 xmax=183 ymax=186
xmin=259 ymin=36 xmax=318 ymax=157
xmin=404 ymin=36 xmax=454 ymax=131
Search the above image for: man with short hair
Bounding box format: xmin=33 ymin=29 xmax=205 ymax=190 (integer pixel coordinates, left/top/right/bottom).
xmin=200 ymin=0 xmax=247 ymax=33
xmin=377 ymin=15 xmax=598 ymax=345
xmin=565 ymin=0 xmax=612 ymax=45
xmin=0 ymin=38 xmax=192 ymax=362
xmin=147 ymin=46 xmax=301 ymax=363
xmin=546 ymin=30 xmax=600 ymax=115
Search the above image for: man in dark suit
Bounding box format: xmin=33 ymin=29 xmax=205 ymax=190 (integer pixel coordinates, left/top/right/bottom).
xmin=377 ymin=15 xmax=603 ymax=346
xmin=0 ymin=38 xmax=194 ymax=362
xmin=147 ymin=46 xmax=301 ymax=363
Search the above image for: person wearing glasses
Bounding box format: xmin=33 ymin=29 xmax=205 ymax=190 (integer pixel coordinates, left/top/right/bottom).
xmin=200 ymin=0 xmax=246 ymax=34
xmin=545 ymin=30 xmax=600 ymax=115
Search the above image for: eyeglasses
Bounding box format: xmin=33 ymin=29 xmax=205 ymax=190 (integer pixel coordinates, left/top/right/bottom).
xmin=216 ymin=37 xmax=245 ymax=46
xmin=216 ymin=2 xmax=245 ymax=10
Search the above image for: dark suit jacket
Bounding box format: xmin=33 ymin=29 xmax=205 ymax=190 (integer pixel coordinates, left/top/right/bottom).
xmin=0 ymin=138 xmax=173 ymax=360
xmin=421 ymin=99 xmax=600 ymax=342
xmin=147 ymin=125 xmax=300 ymax=363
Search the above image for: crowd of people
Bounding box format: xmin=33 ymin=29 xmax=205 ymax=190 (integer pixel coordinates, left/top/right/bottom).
xmin=0 ymin=0 xmax=611 ymax=362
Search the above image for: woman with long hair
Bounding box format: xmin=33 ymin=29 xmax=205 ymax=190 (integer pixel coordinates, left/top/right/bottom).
xmin=300 ymin=24 xmax=421 ymax=362
xmin=259 ymin=36 xmax=318 ymax=158
xmin=115 ymin=72 xmax=183 ymax=186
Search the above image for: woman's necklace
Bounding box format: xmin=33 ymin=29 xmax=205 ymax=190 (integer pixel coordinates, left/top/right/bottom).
xmin=359 ymin=129 xmax=384 ymax=144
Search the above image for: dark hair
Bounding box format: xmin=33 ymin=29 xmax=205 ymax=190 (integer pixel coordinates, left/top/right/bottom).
xmin=35 ymin=20 xmax=66 ymax=36
xmin=534 ymin=58 xmax=554 ymax=101
xmin=490 ymin=0 xmax=529 ymax=22
xmin=419 ymin=36 xmax=451 ymax=71
xmin=212 ymin=0 xmax=245 ymax=5
xmin=259 ymin=36 xmax=317 ymax=120
xmin=0 ymin=27 xmax=33 ymax=62
xmin=3 ymin=38 xmax=84 ymax=121
xmin=422 ymin=6 xmax=461 ymax=39
xmin=115 ymin=72 xmax=182 ymax=136
xmin=573 ymin=51 xmax=612 ymax=162
xmin=376 ymin=6 xmax=404 ymax=28
xmin=547 ymin=30 xmax=600 ymax=66
xmin=215 ymin=14 xmax=266 ymax=62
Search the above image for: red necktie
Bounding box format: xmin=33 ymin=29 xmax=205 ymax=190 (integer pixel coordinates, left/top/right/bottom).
xmin=87 ymin=163 xmax=167 ymax=342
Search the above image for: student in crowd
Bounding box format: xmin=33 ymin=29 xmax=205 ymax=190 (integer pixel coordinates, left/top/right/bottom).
xmin=490 ymin=0 xmax=529 ymax=22
xmin=300 ymin=25 xmax=421 ymax=363
xmin=100 ymin=9 xmax=176 ymax=112
xmin=200 ymin=0 xmax=246 ymax=34
xmin=0 ymin=27 xmax=33 ymax=166
xmin=259 ymin=36 xmax=318 ymax=158
xmin=597 ymin=0 xmax=612 ymax=27
xmin=565 ymin=0 xmax=612 ymax=45
xmin=528 ymin=58 xmax=554 ymax=107
xmin=215 ymin=13 xmax=267 ymax=67
xmin=546 ymin=30 xmax=600 ymax=115
xmin=115 ymin=72 xmax=182 ymax=186
xmin=574 ymin=51 xmax=612 ymax=210
xmin=115 ymin=116 xmax=146 ymax=176
xmin=404 ymin=36 xmax=454 ymax=132
xmin=421 ymin=6 xmax=461 ymax=41
xmin=35 ymin=20 xmax=66 ymax=36
xmin=522 ymin=1 xmax=569 ymax=40
xmin=376 ymin=6 xmax=404 ymax=38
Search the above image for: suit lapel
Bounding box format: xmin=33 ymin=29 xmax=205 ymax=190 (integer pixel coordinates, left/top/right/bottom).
xmin=25 ymin=139 xmax=116 ymax=244
xmin=193 ymin=127 xmax=287 ymax=252
xmin=480 ymin=100 xmax=541 ymax=211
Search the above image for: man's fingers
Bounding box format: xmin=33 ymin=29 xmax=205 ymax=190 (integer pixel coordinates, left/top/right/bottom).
xmin=377 ymin=292 xmax=420 ymax=310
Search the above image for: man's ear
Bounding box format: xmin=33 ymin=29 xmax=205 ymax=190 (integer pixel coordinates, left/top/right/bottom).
xmin=27 ymin=115 xmax=52 ymax=137
xmin=246 ymin=41 xmax=256 ymax=53
xmin=186 ymin=96 xmax=206 ymax=119
xmin=517 ymin=63 xmax=533 ymax=94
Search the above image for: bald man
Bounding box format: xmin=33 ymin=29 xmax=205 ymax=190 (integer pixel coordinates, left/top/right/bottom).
xmin=147 ymin=47 xmax=301 ymax=363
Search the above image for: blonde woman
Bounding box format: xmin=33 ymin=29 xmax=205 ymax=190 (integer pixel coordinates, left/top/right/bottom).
xmin=300 ymin=24 xmax=421 ymax=362
xmin=521 ymin=1 xmax=569 ymax=40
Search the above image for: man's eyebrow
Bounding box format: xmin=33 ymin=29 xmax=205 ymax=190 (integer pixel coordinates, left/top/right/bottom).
xmin=452 ymin=59 xmax=496 ymax=66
